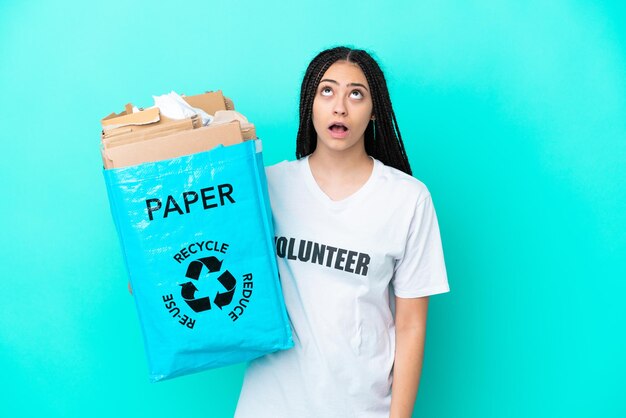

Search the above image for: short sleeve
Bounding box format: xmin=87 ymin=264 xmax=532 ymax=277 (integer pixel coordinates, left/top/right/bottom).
xmin=392 ymin=194 xmax=450 ymax=298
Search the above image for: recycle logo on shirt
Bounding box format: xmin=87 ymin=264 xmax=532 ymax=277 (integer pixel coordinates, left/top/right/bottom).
xmin=180 ymin=256 xmax=236 ymax=313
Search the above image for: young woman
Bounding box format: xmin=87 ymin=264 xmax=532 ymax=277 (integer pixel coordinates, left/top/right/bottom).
xmin=235 ymin=46 xmax=450 ymax=418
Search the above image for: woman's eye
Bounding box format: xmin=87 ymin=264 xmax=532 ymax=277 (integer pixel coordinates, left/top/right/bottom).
xmin=350 ymin=90 xmax=363 ymax=99
xmin=321 ymin=87 xmax=333 ymax=96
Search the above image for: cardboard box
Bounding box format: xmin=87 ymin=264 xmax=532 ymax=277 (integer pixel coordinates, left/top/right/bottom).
xmin=102 ymin=121 xmax=244 ymax=169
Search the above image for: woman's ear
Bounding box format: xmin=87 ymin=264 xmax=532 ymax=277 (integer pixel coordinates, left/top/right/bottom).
xmin=370 ymin=114 xmax=376 ymax=121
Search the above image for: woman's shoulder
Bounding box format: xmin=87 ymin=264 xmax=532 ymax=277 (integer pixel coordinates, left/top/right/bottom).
xmin=266 ymin=159 xmax=301 ymax=174
xmin=266 ymin=158 xmax=299 ymax=170
xmin=265 ymin=159 xmax=304 ymax=184
xmin=375 ymin=159 xmax=431 ymax=203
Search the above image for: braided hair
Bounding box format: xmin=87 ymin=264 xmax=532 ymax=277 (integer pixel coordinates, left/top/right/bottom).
xmin=296 ymin=46 xmax=412 ymax=175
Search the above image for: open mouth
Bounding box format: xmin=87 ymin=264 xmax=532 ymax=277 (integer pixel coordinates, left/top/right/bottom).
xmin=329 ymin=123 xmax=348 ymax=132
xmin=328 ymin=123 xmax=349 ymax=138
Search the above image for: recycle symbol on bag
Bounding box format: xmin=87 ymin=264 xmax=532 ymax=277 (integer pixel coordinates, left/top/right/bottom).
xmin=180 ymin=256 xmax=236 ymax=313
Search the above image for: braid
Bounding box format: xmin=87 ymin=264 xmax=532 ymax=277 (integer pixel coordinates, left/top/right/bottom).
xmin=356 ymin=51 xmax=412 ymax=175
xmin=296 ymin=49 xmax=345 ymax=158
xmin=296 ymin=46 xmax=413 ymax=176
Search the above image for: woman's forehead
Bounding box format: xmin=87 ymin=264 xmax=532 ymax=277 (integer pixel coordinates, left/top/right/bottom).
xmin=320 ymin=61 xmax=369 ymax=87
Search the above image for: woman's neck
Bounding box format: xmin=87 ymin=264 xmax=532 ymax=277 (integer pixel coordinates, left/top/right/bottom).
xmin=308 ymin=145 xmax=371 ymax=177
xmin=307 ymin=146 xmax=374 ymax=201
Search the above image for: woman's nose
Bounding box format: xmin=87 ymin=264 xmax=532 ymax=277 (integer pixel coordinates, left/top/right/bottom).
xmin=333 ymin=97 xmax=347 ymax=116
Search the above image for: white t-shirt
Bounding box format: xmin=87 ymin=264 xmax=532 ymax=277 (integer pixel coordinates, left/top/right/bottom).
xmin=235 ymin=156 xmax=449 ymax=418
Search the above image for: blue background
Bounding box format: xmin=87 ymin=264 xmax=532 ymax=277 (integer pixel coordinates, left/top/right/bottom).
xmin=0 ymin=1 xmax=624 ymax=417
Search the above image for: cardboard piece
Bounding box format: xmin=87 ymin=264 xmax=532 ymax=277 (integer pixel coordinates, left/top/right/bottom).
xmin=101 ymin=106 xmax=160 ymax=131
xmin=103 ymin=116 xmax=200 ymax=146
xmin=182 ymin=91 xmax=228 ymax=115
xmin=241 ymin=125 xmax=256 ymax=140
xmin=102 ymin=121 xmax=244 ymax=169
xmin=225 ymin=97 xmax=235 ymax=110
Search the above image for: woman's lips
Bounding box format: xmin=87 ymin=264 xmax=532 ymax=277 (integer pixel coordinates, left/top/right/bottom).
xmin=328 ymin=123 xmax=349 ymax=139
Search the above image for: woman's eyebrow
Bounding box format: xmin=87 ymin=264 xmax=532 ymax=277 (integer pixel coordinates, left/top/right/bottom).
xmin=320 ymin=79 xmax=369 ymax=91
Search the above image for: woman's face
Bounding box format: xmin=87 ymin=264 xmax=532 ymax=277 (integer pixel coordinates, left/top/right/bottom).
xmin=312 ymin=61 xmax=374 ymax=155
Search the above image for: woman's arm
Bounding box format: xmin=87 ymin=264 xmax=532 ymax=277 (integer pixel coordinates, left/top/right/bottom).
xmin=389 ymin=296 xmax=429 ymax=418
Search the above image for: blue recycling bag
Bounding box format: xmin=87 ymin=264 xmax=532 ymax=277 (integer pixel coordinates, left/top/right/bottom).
xmin=103 ymin=140 xmax=293 ymax=382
